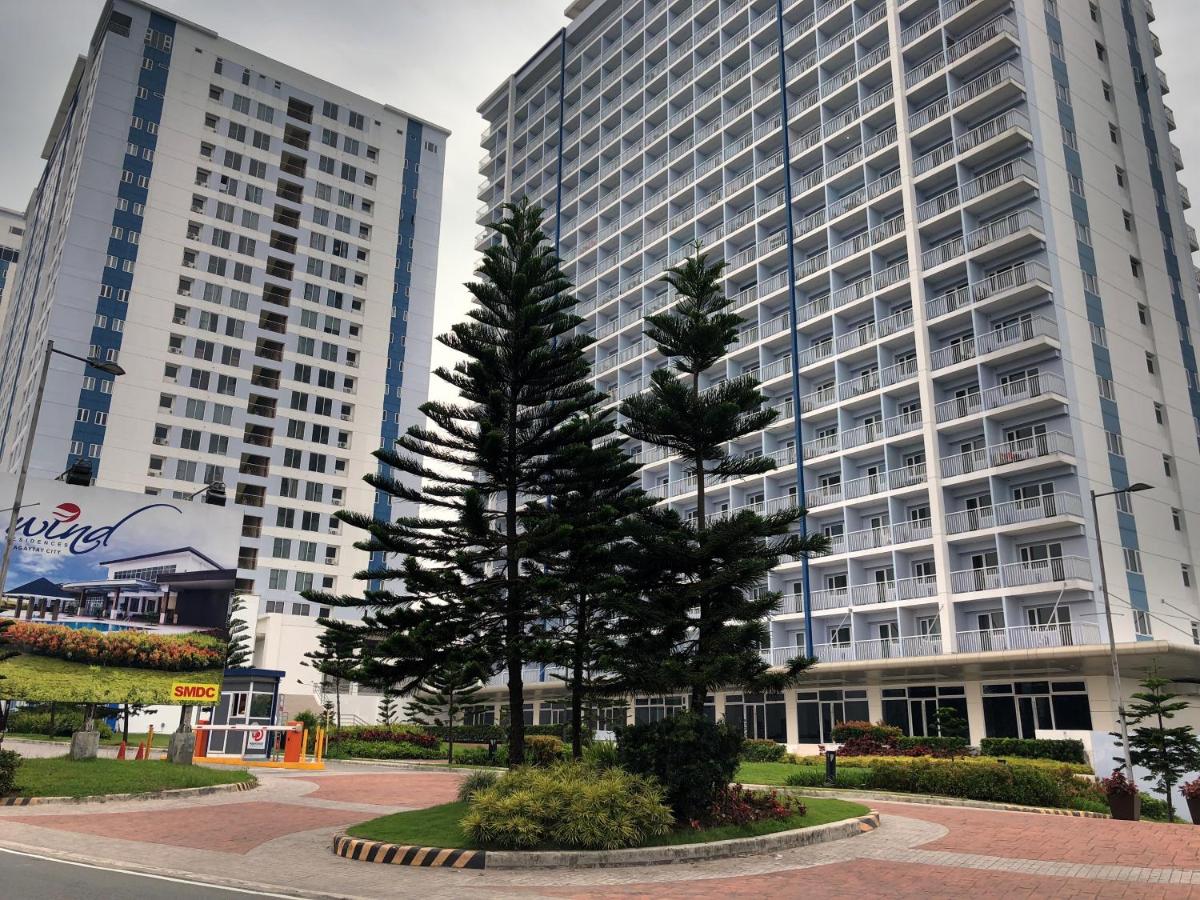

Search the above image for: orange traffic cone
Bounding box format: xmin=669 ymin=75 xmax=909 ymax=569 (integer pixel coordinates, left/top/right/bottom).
xmin=134 ymin=741 xmax=145 ymax=761
xmin=116 ymin=741 xmax=127 ymax=760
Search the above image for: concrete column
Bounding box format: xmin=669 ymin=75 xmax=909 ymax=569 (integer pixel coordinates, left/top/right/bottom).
xmin=12 ymin=597 xmax=22 ymax=618
xmin=711 ymin=691 xmax=727 ymax=724
xmin=964 ymin=680 xmax=986 ymax=747
xmin=50 ymin=599 xmax=60 ymax=621
xmin=866 ymin=684 xmax=884 ymax=725
xmin=784 ymin=689 xmax=799 ymax=748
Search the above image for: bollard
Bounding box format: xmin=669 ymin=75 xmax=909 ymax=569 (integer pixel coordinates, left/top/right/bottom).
xmin=824 ymin=748 xmax=837 ymax=786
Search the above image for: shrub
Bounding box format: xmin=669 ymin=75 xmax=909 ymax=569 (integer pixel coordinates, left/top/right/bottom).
xmin=460 ymin=762 xmax=673 ymax=850
xmin=831 ymin=721 xmax=903 ymax=744
xmin=327 ymin=726 xmax=437 ymax=748
xmin=1139 ymin=792 xmax=1178 ymax=822
xmin=582 ymin=740 xmax=619 ymax=771
xmin=1182 ymin=778 xmax=1200 ymax=800
xmin=867 ymin=759 xmax=1081 ymax=808
xmin=703 ymin=784 xmax=803 ymax=827
xmin=1099 ymin=769 xmax=1138 ymax=797
xmin=524 ymin=735 xmax=564 ymax=766
xmin=6 ymin=709 xmax=113 ymax=739
xmin=617 ymin=712 xmax=743 ymax=821
xmin=895 ymin=736 xmax=969 ymax=756
xmin=456 ymin=769 xmax=500 ymax=803
xmin=325 ymin=739 xmax=443 ymax=760
xmin=979 ymin=737 xmax=1086 ymax=764
xmin=0 ymin=750 xmax=19 ymax=797
xmin=405 ymin=723 xmax=564 ymax=743
xmin=784 ymin=766 xmax=873 ymax=789
xmin=741 ymin=739 xmax=787 ymax=762
xmin=3 ymin=622 xmax=224 ymax=671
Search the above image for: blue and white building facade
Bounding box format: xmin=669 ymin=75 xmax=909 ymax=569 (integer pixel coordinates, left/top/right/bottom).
xmin=475 ymin=0 xmax=1200 ymax=749
xmin=0 ymin=0 xmax=446 ymax=712
xmin=0 ymin=207 xmax=22 ymax=317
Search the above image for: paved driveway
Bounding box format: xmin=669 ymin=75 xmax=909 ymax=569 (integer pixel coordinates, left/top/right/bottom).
xmin=0 ymin=763 xmax=1195 ymax=898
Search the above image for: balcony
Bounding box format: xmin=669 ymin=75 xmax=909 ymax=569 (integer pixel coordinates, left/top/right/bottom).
xmin=935 ymin=372 xmax=1068 ymax=423
xmin=847 ymin=517 xmax=932 ymax=552
xmin=849 ymin=574 xmax=937 ymax=606
xmin=940 ymin=431 xmax=1075 ymax=479
xmin=945 ymin=492 xmax=1083 ymax=535
xmin=931 ymin=316 xmax=1058 ymax=369
xmin=955 ymin=621 xmax=1101 ymax=653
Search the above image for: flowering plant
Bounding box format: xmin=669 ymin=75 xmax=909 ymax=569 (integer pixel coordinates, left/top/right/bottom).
xmin=1181 ymin=778 xmax=1200 ymax=800
xmin=3 ymin=621 xmax=225 ymax=671
xmin=1099 ymin=769 xmax=1138 ymax=797
xmin=690 ymin=784 xmax=805 ymax=829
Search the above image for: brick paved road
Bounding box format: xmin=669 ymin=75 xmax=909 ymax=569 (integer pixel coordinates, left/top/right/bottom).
xmin=0 ymin=764 xmax=1195 ymax=898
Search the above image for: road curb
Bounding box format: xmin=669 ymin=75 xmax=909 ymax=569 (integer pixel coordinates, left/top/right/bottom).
xmin=331 ymin=809 xmax=880 ymax=870
xmin=747 ymin=784 xmax=1110 ymax=818
xmin=0 ymin=778 xmax=256 ymax=806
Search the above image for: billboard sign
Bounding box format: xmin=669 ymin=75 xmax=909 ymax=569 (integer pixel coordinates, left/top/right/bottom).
xmin=0 ymin=475 xmax=241 ymax=705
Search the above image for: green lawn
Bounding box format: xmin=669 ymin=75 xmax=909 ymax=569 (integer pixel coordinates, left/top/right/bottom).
xmin=0 ymin=654 xmax=222 ymax=705
xmin=6 ymin=732 xmax=172 ymax=749
xmin=346 ymin=796 xmax=869 ymax=850
xmin=737 ymin=761 xmax=803 ymax=785
xmin=11 ymin=757 xmax=254 ymax=798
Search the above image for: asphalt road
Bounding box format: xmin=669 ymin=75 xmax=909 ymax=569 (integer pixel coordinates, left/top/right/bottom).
xmin=0 ymin=848 xmax=307 ymax=899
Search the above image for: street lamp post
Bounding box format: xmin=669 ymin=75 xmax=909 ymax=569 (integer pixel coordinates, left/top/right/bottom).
xmin=1089 ymin=482 xmax=1153 ymax=776
xmin=0 ymin=340 xmax=125 ymax=598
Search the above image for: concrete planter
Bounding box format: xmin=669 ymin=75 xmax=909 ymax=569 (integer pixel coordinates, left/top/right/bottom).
xmin=1187 ymin=796 xmax=1200 ymax=825
xmin=68 ymin=730 xmax=100 ymax=760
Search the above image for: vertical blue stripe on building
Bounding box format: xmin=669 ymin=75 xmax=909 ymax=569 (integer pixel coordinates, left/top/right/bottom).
xmin=369 ymin=121 xmax=423 ymax=579
xmin=1042 ymin=7 xmax=1147 ymax=626
xmin=68 ymin=12 xmax=175 ymax=472
xmin=774 ymin=0 xmax=813 ymax=658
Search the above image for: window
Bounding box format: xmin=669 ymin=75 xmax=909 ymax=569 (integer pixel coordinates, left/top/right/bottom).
xmin=1105 ymin=431 xmax=1124 ymax=456
xmin=1095 ymin=41 xmax=1106 ymax=62
xmin=322 ymin=100 xmax=339 ymax=119
xmin=1146 ymin=352 xmax=1157 ymax=375
xmin=1183 ymin=564 xmax=1192 ymax=588
xmin=1172 ymin=507 xmax=1183 ymax=531
xmin=1164 ymin=454 xmax=1174 ymax=477
xmin=881 ymin=685 xmax=968 ymax=738
xmin=268 ymin=570 xmax=288 ymax=590
xmin=795 ymin=689 xmax=870 ymax=743
xmin=1124 ymin=547 xmax=1143 ymax=573
xmin=347 ymin=111 xmax=365 ymax=130
xmin=1138 ymin=303 xmax=1150 ymax=325
xmin=1123 ymin=210 xmax=1133 ymax=231
xmin=1116 ymin=167 xmax=1127 ymax=189
xmin=981 ymin=681 xmax=1092 ymax=738
xmin=1133 ymin=610 xmax=1153 ymax=638
xmin=1109 ymin=123 xmax=1119 ymax=144
xmin=1102 ymin=81 xmax=1113 ymax=102
xmin=291 ymin=603 xmax=311 ymax=617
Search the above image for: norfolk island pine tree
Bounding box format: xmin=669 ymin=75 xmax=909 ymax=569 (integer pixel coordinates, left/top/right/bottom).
xmin=616 ymin=246 xmax=829 ymax=712
xmin=304 ymin=199 xmax=604 ymax=766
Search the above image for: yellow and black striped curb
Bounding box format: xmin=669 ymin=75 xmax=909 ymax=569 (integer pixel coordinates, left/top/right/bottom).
xmin=0 ymin=779 xmax=256 ymax=806
xmin=333 ymin=811 xmax=880 ymax=870
xmin=332 ymin=834 xmax=484 ymax=869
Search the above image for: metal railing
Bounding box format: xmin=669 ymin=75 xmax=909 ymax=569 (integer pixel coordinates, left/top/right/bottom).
xmin=945 ymin=492 xmax=1082 ymax=534
xmin=939 ymin=431 xmax=1074 ymax=478
xmin=955 ymin=622 xmax=1101 ymax=653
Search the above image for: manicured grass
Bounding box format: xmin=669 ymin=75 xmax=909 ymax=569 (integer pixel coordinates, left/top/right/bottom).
xmin=0 ymin=653 xmax=222 ymax=705
xmin=346 ymin=796 xmax=869 ymax=850
xmin=11 ymin=756 xmax=254 ymax=798
xmin=737 ymin=761 xmax=804 ymax=785
xmin=6 ymin=732 xmax=172 ymax=749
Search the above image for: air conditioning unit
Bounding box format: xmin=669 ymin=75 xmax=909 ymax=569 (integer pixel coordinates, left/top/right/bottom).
xmin=153 ymin=438 xmax=168 ymax=446
xmin=339 ymin=413 xmax=351 ymax=421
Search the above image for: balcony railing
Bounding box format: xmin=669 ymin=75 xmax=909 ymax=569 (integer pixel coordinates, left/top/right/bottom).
xmin=930 ymin=316 xmax=1057 ymax=368
xmin=940 ymin=430 xmax=1074 ymax=478
xmin=956 ymin=622 xmax=1101 ymax=653
xmin=945 ymin=492 xmax=1082 ymax=534
xmin=935 ymin=372 xmax=1068 ymax=423
xmin=1001 ymin=555 xmax=1092 ymax=587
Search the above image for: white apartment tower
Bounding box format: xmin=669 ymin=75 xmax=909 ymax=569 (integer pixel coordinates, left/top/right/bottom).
xmin=475 ymin=0 xmax=1200 ymax=746
xmin=0 ymin=1 xmax=446 ymax=650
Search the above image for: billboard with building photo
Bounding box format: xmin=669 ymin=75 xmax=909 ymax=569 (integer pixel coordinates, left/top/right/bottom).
xmin=0 ymin=474 xmax=241 ymax=705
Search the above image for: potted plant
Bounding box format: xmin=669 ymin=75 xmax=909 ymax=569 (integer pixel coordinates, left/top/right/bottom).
xmin=1100 ymin=769 xmax=1140 ymax=821
xmin=1182 ymin=778 xmax=1200 ymax=825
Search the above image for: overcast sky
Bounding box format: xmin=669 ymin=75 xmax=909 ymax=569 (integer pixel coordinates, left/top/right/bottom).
xmin=2 ymin=1 xmax=1200 ymax=379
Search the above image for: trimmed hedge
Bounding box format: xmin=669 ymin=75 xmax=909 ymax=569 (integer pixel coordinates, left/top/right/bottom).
xmin=6 ymin=710 xmax=114 ymax=740
xmin=327 ymin=726 xmax=437 ymax=747
xmin=896 ymin=736 xmax=969 ymax=755
xmin=784 ymin=766 xmax=873 ymax=789
xmin=979 ymin=738 xmax=1087 ymax=764
xmin=791 ymin=754 xmax=1092 ymax=775
xmin=0 ymin=750 xmax=19 ymax=797
xmin=406 ymin=723 xmax=566 ymax=743
xmin=325 ymin=739 xmax=443 ymax=760
xmin=741 ymin=739 xmax=788 ymax=762
xmin=866 ymin=759 xmax=1100 ymax=809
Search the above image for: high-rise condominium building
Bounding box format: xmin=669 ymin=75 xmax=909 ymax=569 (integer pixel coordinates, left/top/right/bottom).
xmin=474 ymin=0 xmax=1200 ymax=746
xmin=0 ymin=0 xmax=446 ymax=700
xmin=0 ymin=207 xmax=22 ymax=310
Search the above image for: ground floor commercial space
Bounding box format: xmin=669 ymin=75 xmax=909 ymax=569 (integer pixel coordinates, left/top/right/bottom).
xmin=464 ymin=640 xmax=1200 ymax=761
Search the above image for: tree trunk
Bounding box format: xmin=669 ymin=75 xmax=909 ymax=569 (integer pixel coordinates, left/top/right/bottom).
xmin=122 ymin=704 xmax=130 ymax=743
xmin=691 ymin=370 xmax=707 ymax=715
xmin=335 ymin=678 xmax=342 ymax=730
xmin=571 ymin=602 xmax=586 ymax=759
xmin=48 ymin=702 xmax=56 ymax=738
xmin=506 ymin=483 xmax=525 ymax=767
xmin=447 ymin=688 xmax=455 ymax=765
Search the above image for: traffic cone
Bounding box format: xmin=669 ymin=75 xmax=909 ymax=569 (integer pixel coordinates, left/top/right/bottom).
xmin=134 ymin=741 xmax=145 ymax=761
xmin=116 ymin=741 xmax=127 ymax=760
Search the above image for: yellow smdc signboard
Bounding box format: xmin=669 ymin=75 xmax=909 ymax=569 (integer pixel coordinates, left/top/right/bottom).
xmin=170 ymin=682 xmax=221 ymax=704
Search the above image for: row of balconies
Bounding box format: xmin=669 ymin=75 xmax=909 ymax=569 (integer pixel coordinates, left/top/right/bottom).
xmin=760 ymin=620 xmax=1103 ymax=666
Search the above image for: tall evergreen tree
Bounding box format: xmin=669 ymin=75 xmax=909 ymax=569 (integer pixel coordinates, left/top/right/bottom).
xmin=1115 ymin=665 xmax=1200 ymax=822
xmin=223 ymin=596 xmax=252 ymax=669
xmin=307 ymin=199 xmax=602 ymax=765
xmin=304 ymin=623 xmax=359 ymax=729
xmin=377 ymin=688 xmax=398 ymax=726
xmin=618 ymin=247 xmax=829 ymax=712
xmin=406 ymin=659 xmax=486 ymax=764
xmin=525 ymin=414 xmax=652 ymax=758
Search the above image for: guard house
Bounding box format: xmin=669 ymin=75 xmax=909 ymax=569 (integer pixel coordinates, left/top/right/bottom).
xmin=61 ymin=547 xmax=235 ymax=629
xmin=205 ymin=668 xmax=284 ymax=759
xmin=4 ymin=578 xmax=76 ymax=621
